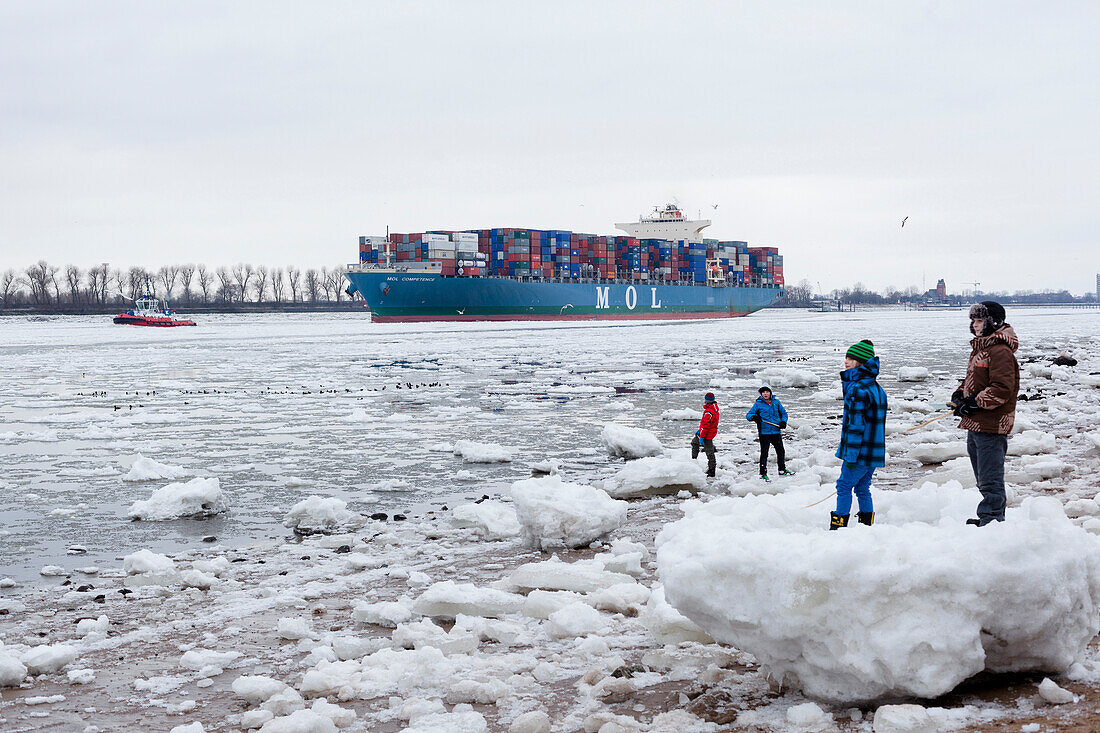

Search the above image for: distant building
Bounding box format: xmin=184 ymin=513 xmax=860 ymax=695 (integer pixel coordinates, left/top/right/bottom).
xmin=936 ymin=279 xmax=947 ymax=301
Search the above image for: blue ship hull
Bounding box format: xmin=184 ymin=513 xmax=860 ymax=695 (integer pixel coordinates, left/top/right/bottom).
xmin=345 ymin=270 xmax=782 ymax=322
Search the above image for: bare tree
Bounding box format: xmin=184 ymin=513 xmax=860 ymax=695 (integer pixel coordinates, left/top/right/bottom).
xmin=158 ymin=265 xmax=179 ymax=301
xmin=319 ymin=267 xmax=333 ymax=301
xmin=127 ymin=267 xmax=148 ymax=299
xmin=330 ymin=264 xmax=343 ymax=301
xmin=1 ymin=269 xmax=18 ymax=305
xmin=287 ymin=266 xmax=301 ymax=303
xmin=111 ymin=268 xmax=127 ymax=304
xmin=24 ymin=261 xmax=53 ymax=304
xmin=85 ymin=264 xmax=109 ymax=304
xmin=178 ymin=264 xmax=196 ymax=306
xmin=216 ymin=267 xmax=234 ymax=304
xmin=65 ymin=265 xmax=84 ymax=305
xmin=304 ymin=268 xmax=320 ymax=303
xmin=197 ymin=265 xmax=213 ymax=304
xmin=781 ymin=278 xmax=812 ymax=306
xmin=270 ymin=267 xmax=285 ymax=303
xmin=253 ymin=265 xmax=269 ymax=304
xmin=48 ymin=264 xmax=62 ymax=303
xmin=232 ymin=263 xmax=254 ymax=303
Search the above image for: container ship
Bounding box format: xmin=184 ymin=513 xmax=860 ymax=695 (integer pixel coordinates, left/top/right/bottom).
xmin=344 ymin=204 xmax=784 ymax=322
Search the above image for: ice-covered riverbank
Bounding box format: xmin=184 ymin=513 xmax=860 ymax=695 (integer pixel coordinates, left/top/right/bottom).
xmin=3 ymin=308 xmax=1100 ymax=731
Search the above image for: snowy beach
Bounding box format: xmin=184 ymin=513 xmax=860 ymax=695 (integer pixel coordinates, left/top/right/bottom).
xmin=3 ymin=307 xmax=1100 ymax=732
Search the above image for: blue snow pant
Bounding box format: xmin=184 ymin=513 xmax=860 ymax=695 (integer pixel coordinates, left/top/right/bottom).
xmin=835 ymin=462 xmax=875 ymax=516
xmin=968 ymin=430 xmax=1008 ymax=525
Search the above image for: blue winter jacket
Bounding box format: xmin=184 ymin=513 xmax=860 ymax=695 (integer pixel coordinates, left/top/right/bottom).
xmin=746 ymin=396 xmax=788 ymax=435
xmin=835 ymin=356 xmax=888 ymax=467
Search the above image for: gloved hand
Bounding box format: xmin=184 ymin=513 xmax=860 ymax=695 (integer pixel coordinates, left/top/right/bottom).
xmin=694 ymin=431 xmax=702 ymax=446
xmin=951 ymin=395 xmax=981 ymax=417
xmin=950 ymin=389 xmax=964 ymax=405
xmin=957 ymin=395 xmax=982 ymax=417
xmin=751 ymin=414 xmax=762 ymax=425
xmin=779 ymin=421 xmax=787 ymax=429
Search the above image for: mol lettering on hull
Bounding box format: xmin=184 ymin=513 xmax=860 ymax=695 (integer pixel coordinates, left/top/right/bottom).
xmin=595 ymin=286 xmax=663 ymax=311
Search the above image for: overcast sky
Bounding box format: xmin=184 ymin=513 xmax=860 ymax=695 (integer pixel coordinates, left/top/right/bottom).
xmin=1 ymin=1 xmax=1097 ymax=294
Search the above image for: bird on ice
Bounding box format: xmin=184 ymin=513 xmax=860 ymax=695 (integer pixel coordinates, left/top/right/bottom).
xmin=901 ymin=216 xmax=909 ymax=228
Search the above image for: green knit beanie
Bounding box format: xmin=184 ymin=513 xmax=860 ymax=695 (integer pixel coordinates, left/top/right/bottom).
xmin=846 ymin=339 xmax=875 ymax=363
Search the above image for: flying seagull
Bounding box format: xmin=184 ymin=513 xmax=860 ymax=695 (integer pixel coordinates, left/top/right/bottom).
xmin=712 ymin=204 xmax=719 ymax=210
xmin=901 ymin=216 xmax=908 ymax=228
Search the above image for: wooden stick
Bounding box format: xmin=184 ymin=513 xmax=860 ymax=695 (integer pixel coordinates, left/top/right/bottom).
xmin=804 ymin=490 xmax=837 ymax=508
xmin=904 ymin=411 xmax=955 ymax=432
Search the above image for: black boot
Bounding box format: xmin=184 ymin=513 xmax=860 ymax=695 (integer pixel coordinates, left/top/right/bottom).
xmin=857 ymin=511 xmax=874 ymax=526
xmin=829 ymin=512 xmax=850 ymax=530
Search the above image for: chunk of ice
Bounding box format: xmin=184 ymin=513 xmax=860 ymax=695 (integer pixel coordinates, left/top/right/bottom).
xmin=128 ymin=477 xmax=227 ymax=521
xmin=511 ymin=475 xmax=627 ymax=551
xmin=600 ymin=423 xmax=663 ymax=459
xmin=657 ymin=490 xmax=1100 ymax=702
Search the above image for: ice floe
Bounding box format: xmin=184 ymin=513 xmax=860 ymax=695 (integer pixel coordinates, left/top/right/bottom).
xmin=657 ymin=487 xmax=1100 ymax=702
xmin=128 ymin=477 xmax=227 ymax=521
xmin=283 ymin=496 xmax=358 ymax=535
xmin=600 ymin=423 xmax=663 ymax=459
xmin=450 ymin=501 xmax=521 ymax=540
xmin=123 ymin=454 xmax=190 ymax=482
xmin=453 ymin=440 xmax=513 ymax=463
xmin=510 ymin=475 xmax=627 ymax=550
xmin=601 ymin=455 xmax=707 ymax=498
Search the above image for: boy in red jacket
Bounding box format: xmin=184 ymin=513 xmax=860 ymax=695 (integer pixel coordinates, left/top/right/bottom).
xmin=692 ymin=392 xmax=719 ymax=477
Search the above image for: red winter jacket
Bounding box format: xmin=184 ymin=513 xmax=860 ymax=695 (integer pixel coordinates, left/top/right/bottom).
xmin=698 ymin=403 xmax=719 ymax=440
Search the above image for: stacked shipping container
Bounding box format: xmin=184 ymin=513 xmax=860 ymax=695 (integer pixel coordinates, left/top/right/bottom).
xmin=359 ymin=229 xmax=782 ymax=287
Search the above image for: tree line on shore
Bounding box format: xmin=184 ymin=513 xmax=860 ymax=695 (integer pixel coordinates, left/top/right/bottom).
xmin=778 ymin=279 xmax=1096 ymax=307
xmin=1 ymin=263 xmax=1093 ymax=313
xmin=0 ymin=261 xmax=356 ymax=311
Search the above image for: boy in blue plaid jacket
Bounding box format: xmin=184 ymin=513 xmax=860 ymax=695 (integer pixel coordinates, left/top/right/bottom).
xmin=831 ymin=340 xmax=888 ymax=529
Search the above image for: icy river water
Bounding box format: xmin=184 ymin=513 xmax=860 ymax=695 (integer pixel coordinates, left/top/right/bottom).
xmin=2 ymin=307 xmax=1098 ymax=583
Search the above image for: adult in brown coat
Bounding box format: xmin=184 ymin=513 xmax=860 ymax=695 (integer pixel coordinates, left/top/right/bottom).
xmin=951 ymin=301 xmax=1020 ymax=526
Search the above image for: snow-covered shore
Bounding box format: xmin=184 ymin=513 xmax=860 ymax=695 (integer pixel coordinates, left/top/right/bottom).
xmin=3 ymin=485 xmax=1100 ymax=732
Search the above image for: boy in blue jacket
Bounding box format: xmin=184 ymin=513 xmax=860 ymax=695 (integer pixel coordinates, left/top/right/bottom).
xmin=746 ymin=386 xmax=791 ymax=481
xmin=831 ymin=340 xmax=888 ymax=529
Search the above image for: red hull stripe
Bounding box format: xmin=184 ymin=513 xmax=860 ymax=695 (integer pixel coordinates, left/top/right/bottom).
xmin=370 ymin=311 xmax=747 ymax=323
xmin=114 ymin=316 xmax=195 ymax=327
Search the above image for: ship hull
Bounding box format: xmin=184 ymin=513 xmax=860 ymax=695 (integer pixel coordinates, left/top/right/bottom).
xmin=113 ymin=314 xmax=196 ymax=327
xmin=345 ymin=270 xmax=782 ymax=323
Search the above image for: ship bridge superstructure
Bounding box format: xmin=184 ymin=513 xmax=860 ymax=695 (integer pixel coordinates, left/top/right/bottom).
xmin=615 ymin=203 xmax=711 ymax=242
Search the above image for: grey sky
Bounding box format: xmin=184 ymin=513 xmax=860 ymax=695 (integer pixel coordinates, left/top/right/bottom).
xmin=2 ymin=1 xmax=1097 ymax=294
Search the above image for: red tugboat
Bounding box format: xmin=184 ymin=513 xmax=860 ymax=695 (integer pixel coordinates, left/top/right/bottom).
xmin=114 ymin=293 xmax=196 ymax=327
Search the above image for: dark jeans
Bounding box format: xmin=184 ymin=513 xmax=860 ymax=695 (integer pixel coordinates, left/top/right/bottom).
xmin=759 ymin=433 xmax=786 ymax=476
xmin=692 ymin=437 xmax=716 ymax=476
xmin=968 ymin=430 xmax=1008 ymax=525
